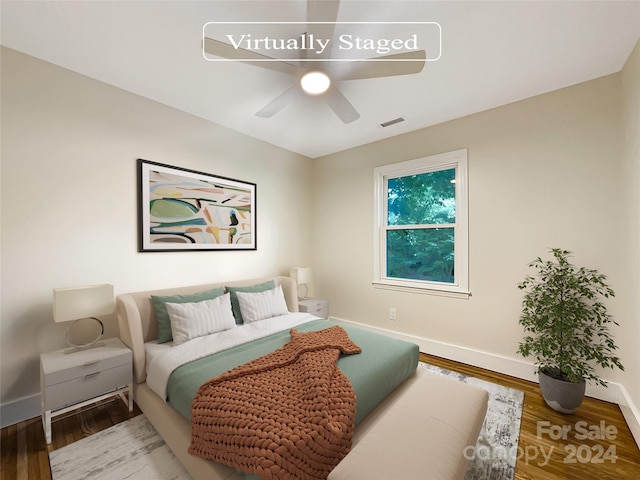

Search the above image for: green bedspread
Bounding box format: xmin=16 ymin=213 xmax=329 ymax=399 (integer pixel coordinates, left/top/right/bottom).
xmin=166 ymin=319 xmax=419 ymax=426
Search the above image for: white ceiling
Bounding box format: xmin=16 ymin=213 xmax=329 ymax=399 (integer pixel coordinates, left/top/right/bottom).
xmin=2 ymin=1 xmax=639 ymax=158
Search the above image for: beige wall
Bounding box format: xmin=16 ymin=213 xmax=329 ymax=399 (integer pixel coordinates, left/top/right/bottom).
xmin=620 ymin=39 xmax=640 ymax=439
xmin=312 ymin=64 xmax=633 ymax=398
xmin=0 ymin=48 xmax=313 ymax=417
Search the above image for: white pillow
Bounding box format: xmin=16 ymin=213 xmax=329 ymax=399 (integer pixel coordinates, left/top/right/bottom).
xmin=236 ymin=285 xmax=289 ymax=323
xmin=166 ymin=293 xmax=236 ymax=345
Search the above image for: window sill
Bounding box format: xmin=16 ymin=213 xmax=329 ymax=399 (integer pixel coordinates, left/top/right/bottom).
xmin=372 ymin=281 xmax=471 ymax=299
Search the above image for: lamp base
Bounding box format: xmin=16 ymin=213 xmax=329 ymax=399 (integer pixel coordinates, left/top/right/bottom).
xmin=63 ymin=317 xmax=105 ymax=354
xmin=297 ymin=283 xmax=309 ymax=301
xmin=63 ymin=342 xmax=106 ymax=355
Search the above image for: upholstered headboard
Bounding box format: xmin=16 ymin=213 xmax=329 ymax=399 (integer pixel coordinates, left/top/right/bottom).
xmin=116 ymin=276 xmax=298 ymax=384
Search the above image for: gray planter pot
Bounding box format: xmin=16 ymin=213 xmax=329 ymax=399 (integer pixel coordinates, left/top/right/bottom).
xmin=539 ymin=369 xmax=586 ymax=414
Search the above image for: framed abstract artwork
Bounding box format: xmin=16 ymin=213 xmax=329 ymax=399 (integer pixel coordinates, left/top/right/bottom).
xmin=138 ymin=159 xmax=256 ymax=251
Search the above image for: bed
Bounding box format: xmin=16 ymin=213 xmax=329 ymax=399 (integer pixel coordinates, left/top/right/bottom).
xmin=116 ymin=276 xmax=420 ymax=480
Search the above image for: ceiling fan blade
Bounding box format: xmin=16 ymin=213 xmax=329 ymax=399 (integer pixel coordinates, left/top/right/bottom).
xmin=324 ymin=86 xmax=360 ymax=124
xmin=334 ymin=50 xmax=427 ymax=80
xmin=306 ymin=0 xmax=340 ymax=59
xmin=256 ymin=86 xmax=301 ymax=118
xmin=203 ymin=37 xmax=301 ymax=76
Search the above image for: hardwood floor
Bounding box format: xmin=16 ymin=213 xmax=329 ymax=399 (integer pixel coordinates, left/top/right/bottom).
xmin=1 ymin=397 xmax=141 ymax=480
xmin=1 ymin=356 xmax=638 ymax=479
xmin=421 ymin=353 xmax=640 ymax=480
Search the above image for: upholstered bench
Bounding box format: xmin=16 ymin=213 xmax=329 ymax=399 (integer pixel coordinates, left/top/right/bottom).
xmin=328 ymin=367 xmax=489 ymax=480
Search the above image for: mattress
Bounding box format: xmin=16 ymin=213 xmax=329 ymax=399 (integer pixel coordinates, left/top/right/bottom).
xmin=165 ymin=318 xmax=419 ymax=425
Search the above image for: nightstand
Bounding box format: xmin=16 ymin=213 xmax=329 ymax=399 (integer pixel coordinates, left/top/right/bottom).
xmin=298 ymin=298 xmax=330 ymax=318
xmin=40 ymin=337 xmax=132 ymax=444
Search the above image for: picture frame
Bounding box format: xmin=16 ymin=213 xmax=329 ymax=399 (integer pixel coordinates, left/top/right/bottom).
xmin=138 ymin=159 xmax=256 ymax=251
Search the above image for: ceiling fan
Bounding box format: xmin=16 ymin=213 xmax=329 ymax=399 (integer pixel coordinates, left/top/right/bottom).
xmin=203 ymin=0 xmax=426 ymax=124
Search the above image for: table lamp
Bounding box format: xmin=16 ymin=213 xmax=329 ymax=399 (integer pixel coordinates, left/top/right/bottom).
xmin=53 ymin=284 xmax=114 ymax=353
xmin=289 ymin=267 xmax=312 ymax=300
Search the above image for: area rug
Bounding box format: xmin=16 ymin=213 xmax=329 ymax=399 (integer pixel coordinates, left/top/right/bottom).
xmin=419 ymin=362 xmax=524 ymax=480
xmin=49 ymin=414 xmax=190 ymax=480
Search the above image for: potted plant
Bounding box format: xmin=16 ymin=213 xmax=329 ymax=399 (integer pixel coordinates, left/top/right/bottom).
xmin=517 ymin=248 xmax=624 ymax=414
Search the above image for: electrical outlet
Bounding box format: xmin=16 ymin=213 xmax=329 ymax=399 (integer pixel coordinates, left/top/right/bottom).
xmin=389 ymin=307 xmax=397 ymax=321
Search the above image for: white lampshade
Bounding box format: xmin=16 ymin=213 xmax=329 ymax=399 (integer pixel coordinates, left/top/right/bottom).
xmin=289 ymin=267 xmax=313 ymax=285
xmin=53 ymin=284 xmax=114 ymax=323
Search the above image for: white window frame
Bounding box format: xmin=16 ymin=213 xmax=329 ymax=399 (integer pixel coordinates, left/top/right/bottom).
xmin=373 ymin=148 xmax=469 ymax=298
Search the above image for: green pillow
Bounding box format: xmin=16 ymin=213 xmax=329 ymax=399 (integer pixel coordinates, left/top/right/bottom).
xmin=226 ymin=280 xmax=276 ymax=324
xmin=152 ymin=287 xmax=225 ymax=343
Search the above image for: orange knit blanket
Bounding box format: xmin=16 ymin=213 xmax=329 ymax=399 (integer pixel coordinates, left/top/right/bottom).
xmin=189 ymin=326 xmax=362 ymax=480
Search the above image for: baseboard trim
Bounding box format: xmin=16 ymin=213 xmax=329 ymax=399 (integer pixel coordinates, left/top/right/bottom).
xmin=1 ymin=393 xmax=41 ymax=428
xmin=331 ymin=315 xmax=640 ymax=448
xmin=619 ymin=389 xmax=640 ymax=449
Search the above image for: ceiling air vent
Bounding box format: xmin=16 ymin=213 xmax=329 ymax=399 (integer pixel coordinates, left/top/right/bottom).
xmin=380 ymin=116 xmax=405 ymax=128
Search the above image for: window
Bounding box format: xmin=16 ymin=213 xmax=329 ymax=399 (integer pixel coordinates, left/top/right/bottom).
xmin=373 ymin=149 xmax=469 ymax=297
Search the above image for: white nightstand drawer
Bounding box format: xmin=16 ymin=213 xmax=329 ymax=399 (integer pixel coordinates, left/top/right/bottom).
xmin=299 ymin=298 xmax=329 ymax=318
xmin=41 ymin=341 xmax=131 ymax=386
xmin=44 ymin=363 xmax=131 ymax=411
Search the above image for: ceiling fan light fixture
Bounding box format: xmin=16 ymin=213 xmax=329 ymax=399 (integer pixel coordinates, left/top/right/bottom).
xmin=300 ymin=71 xmax=331 ymax=95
